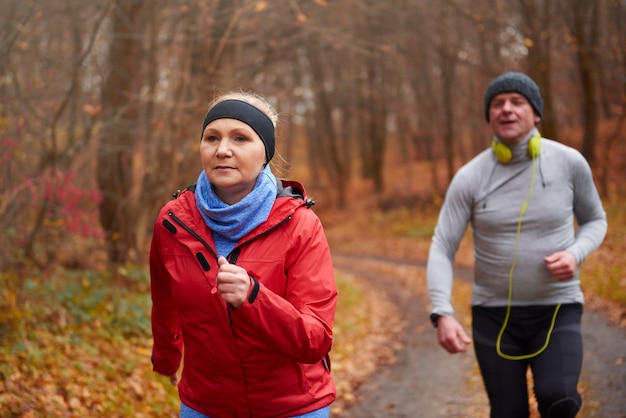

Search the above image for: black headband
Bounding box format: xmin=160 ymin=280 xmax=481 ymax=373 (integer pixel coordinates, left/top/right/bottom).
xmin=201 ymin=99 xmax=275 ymax=163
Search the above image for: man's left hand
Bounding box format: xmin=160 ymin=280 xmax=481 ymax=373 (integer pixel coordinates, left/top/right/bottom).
xmin=544 ymin=251 xmax=577 ymax=281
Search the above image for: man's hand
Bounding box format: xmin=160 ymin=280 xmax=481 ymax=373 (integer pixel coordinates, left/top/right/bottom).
xmin=544 ymin=251 xmax=577 ymax=281
xmin=437 ymin=316 xmax=472 ymax=354
xmin=216 ymin=256 xmax=251 ymax=309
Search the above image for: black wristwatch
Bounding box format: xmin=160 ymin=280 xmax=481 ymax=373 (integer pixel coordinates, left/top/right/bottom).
xmin=430 ymin=313 xmax=442 ymax=328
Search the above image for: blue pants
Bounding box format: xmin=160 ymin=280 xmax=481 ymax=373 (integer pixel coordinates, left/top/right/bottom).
xmin=472 ymin=303 xmax=583 ymax=418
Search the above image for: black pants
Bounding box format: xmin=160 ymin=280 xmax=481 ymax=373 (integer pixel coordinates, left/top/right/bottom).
xmin=472 ymin=303 xmax=583 ymax=418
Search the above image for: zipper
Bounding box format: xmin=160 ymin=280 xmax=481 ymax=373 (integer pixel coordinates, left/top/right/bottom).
xmin=168 ymin=211 xmax=218 ymax=259
xmin=168 ymin=207 xmax=297 ymax=337
xmin=227 ymin=214 xmax=293 ymax=257
xmin=168 ymin=211 xmax=220 ymax=294
xmin=168 ymin=211 xmax=294 ymax=260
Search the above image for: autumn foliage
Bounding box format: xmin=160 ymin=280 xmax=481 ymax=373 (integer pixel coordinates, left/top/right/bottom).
xmin=1 ymin=0 xmax=625 ymax=416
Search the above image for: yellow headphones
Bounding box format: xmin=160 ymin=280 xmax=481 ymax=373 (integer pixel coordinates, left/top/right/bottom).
xmin=492 ymin=132 xmax=542 ymax=163
xmin=493 ymin=130 xmax=561 ymax=360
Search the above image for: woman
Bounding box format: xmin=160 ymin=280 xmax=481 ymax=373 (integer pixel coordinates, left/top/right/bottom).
xmin=150 ymin=92 xmax=337 ymax=418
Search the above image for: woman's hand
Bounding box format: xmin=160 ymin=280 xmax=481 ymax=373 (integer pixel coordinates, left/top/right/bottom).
xmin=169 ymin=373 xmax=178 ymax=386
xmin=216 ymin=256 xmax=252 ymax=309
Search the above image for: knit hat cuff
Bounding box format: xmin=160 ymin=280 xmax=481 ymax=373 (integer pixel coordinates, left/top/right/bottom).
xmin=484 ymin=72 xmax=543 ymax=122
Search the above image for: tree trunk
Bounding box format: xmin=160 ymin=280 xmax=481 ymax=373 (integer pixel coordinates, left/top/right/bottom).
xmin=97 ymin=0 xmax=145 ymax=265
xmin=519 ymin=0 xmax=558 ymax=140
xmin=576 ymin=1 xmax=600 ymax=164
xmin=439 ymin=2 xmax=456 ymax=183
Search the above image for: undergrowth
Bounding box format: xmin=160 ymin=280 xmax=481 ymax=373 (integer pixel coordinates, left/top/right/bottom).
xmin=0 ymin=266 xmax=363 ymax=417
xmin=0 ymin=266 xmax=179 ymax=417
xmin=579 ymin=196 xmax=626 ymax=305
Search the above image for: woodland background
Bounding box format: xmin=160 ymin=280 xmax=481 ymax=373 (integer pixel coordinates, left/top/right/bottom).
xmin=0 ymin=0 xmax=625 ymax=416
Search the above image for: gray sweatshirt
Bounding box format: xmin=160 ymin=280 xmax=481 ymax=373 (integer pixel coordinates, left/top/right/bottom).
xmin=427 ymin=129 xmax=607 ymax=316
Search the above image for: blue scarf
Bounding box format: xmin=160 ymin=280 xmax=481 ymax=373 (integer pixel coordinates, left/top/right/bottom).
xmin=195 ymin=165 xmax=277 ymax=257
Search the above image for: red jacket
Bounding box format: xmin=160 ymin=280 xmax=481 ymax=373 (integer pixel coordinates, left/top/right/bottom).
xmin=150 ymin=180 xmax=337 ymax=417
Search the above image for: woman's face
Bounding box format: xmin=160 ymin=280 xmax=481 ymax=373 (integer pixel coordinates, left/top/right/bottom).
xmin=200 ymin=118 xmax=266 ymax=205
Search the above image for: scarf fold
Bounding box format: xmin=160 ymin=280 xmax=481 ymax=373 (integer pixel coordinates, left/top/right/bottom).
xmin=195 ymin=165 xmax=277 ymax=257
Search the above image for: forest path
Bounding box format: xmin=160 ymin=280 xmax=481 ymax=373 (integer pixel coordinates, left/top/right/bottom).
xmin=331 ymin=253 xmax=626 ymax=418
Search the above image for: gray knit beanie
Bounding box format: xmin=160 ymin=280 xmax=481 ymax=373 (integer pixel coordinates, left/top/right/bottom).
xmin=484 ymin=72 xmax=543 ymax=122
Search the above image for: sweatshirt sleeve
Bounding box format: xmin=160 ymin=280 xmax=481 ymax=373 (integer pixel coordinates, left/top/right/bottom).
xmin=427 ymin=170 xmax=474 ymax=316
xmin=565 ymin=152 xmax=607 ymax=263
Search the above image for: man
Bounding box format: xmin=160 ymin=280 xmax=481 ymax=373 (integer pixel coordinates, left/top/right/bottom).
xmin=426 ymin=72 xmax=607 ymax=418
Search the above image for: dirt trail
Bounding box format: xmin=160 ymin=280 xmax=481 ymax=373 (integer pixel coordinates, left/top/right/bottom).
xmin=332 ymin=253 xmax=626 ymax=418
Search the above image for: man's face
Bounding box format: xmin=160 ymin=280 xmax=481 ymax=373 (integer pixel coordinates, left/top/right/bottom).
xmin=488 ymin=92 xmax=540 ymax=145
